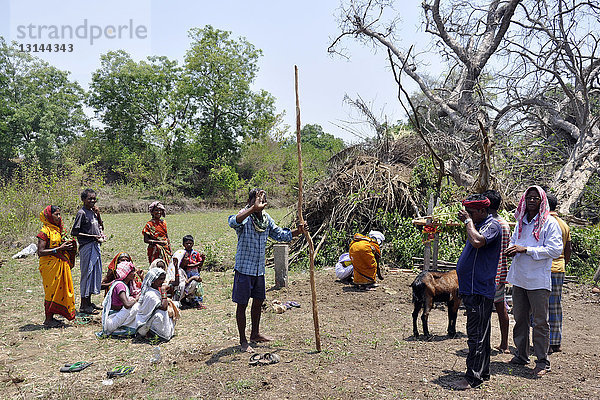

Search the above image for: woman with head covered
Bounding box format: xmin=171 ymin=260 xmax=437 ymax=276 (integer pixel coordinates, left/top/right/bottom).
xmin=143 ymin=201 xmax=172 ymax=265
xmin=125 ymin=267 xmax=179 ymax=341
xmin=100 ymin=261 xmax=140 ymax=337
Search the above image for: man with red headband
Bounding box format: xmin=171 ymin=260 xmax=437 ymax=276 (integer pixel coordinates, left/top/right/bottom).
xmin=505 ymin=186 xmax=563 ymax=377
xmin=452 ymin=194 xmax=502 ymax=390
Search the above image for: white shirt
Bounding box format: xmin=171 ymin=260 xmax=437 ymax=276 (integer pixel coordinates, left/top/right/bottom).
xmin=506 ymin=213 xmax=563 ymax=291
xmin=334 ymin=253 xmax=353 ymax=280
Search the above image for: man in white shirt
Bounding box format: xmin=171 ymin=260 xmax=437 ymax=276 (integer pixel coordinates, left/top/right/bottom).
xmin=505 ymin=186 xmax=563 ymax=377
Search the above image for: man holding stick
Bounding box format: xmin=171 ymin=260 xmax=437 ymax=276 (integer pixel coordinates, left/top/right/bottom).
xmin=228 ymin=188 xmax=306 ymax=352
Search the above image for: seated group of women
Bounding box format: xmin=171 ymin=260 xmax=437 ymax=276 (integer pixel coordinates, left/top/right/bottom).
xmin=36 ymin=202 xmax=203 ymax=340
xmin=99 ymin=249 xmax=202 ymax=341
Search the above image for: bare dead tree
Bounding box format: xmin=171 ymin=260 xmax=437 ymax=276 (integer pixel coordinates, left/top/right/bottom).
xmin=330 ymin=0 xmax=522 ymax=198
xmin=496 ymin=0 xmax=600 ymax=213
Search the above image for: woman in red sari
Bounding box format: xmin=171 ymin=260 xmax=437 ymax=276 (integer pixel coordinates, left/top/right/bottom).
xmin=142 ymin=202 xmax=172 ymax=264
xmin=36 ymin=205 xmax=77 ymax=327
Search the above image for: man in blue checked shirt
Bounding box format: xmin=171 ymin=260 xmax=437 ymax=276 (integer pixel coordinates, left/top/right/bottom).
xmin=228 ymin=188 xmax=306 ymax=353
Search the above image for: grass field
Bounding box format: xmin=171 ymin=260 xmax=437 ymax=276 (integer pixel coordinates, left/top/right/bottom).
xmin=98 ymin=207 xmax=293 ymax=270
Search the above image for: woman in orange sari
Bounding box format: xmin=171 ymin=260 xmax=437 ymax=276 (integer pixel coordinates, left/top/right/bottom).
xmin=36 ymin=205 xmax=78 ymax=327
xmin=142 ymin=202 xmax=172 ymax=264
xmin=349 ymin=230 xmax=385 ymax=290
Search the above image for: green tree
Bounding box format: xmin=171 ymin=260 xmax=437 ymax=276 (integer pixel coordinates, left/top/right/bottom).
xmin=88 ymin=51 xmax=193 ymax=191
xmin=0 ymin=38 xmax=87 ymax=174
xmin=299 ymin=124 xmax=345 ymax=153
xmin=183 ymin=25 xmax=277 ymax=170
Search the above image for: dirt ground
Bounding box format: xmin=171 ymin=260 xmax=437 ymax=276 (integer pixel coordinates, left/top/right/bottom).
xmin=1 ymin=262 xmax=600 ymax=399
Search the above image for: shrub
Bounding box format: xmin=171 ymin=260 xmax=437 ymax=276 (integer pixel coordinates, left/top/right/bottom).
xmin=0 ymin=158 xmax=103 ymax=246
xmin=569 ymin=225 xmax=600 ymax=281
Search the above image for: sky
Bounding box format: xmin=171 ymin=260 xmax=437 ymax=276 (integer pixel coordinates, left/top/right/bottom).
xmin=0 ymin=0 xmax=439 ymax=143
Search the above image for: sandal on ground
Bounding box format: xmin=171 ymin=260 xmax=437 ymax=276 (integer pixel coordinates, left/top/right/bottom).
xmin=533 ymin=366 xmax=549 ymax=377
xmin=107 ymin=365 xmax=136 ymax=378
xmin=60 ymin=361 xmax=93 ymax=373
xmin=450 ymin=378 xmax=472 ymax=391
xmin=90 ymin=303 xmax=103 ymax=311
xmin=259 ymin=352 xmax=280 ymax=365
xmin=494 ymin=346 xmax=511 ymax=354
xmin=249 ymin=353 xmax=263 ymax=366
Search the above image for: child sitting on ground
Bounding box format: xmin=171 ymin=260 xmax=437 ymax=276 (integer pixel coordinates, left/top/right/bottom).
xmin=182 ymin=235 xmax=206 ymax=309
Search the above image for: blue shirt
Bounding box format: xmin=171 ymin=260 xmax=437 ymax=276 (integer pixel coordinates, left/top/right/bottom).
xmin=456 ymin=214 xmax=501 ymax=299
xmin=228 ymin=211 xmax=293 ymax=276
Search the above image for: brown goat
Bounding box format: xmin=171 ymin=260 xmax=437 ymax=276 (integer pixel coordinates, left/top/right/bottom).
xmin=411 ymin=270 xmax=461 ymax=338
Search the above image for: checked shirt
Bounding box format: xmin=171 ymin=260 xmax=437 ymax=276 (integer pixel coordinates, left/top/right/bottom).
xmin=228 ymin=211 xmax=293 ymax=276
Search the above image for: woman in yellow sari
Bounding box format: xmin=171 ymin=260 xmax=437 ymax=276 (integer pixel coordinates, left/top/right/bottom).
xmin=36 ymin=205 xmax=77 ymax=327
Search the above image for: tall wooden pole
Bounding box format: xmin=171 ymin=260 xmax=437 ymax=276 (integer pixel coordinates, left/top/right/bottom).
xmin=295 ymin=65 xmax=321 ymax=352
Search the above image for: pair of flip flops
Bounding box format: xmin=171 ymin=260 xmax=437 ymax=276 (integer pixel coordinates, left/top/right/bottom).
xmin=249 ymin=352 xmax=280 ymax=366
xmin=107 ymin=365 xmax=135 ymax=378
xmin=60 ymin=361 xmax=93 ymax=373
xmin=283 ymin=301 xmax=300 ymax=309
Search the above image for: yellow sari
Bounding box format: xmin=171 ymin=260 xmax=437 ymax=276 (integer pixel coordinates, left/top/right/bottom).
xmin=36 ymin=206 xmax=77 ymax=320
xmin=349 ymin=233 xmax=381 ymax=285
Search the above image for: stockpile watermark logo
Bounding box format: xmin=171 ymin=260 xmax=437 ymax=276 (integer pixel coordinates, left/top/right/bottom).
xmin=9 ymin=0 xmax=151 ymax=54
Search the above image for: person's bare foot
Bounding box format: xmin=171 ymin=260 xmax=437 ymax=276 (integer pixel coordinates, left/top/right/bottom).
xmin=450 ymin=378 xmax=472 ymax=390
xmin=43 ymin=318 xmax=63 ymax=328
xmin=494 ymin=345 xmax=510 ymax=354
xmin=250 ymin=333 xmax=273 ymax=343
xmin=240 ymin=342 xmax=255 ymax=353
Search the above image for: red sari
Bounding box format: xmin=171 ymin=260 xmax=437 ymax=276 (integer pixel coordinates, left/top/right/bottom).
xmin=142 ymin=218 xmax=172 ymax=264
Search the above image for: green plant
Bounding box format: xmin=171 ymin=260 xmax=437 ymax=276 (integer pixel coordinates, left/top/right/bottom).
xmin=569 ymin=224 xmax=600 ymax=281
xmin=207 ymin=162 xmax=242 ymax=201
xmin=0 ymin=158 xmax=103 ymax=245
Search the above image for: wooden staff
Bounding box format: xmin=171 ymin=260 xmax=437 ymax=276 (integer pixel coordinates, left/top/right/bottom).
xmin=295 ymin=65 xmax=321 ymax=352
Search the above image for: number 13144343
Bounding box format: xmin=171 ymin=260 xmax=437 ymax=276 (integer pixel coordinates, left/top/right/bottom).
xmin=19 ymin=43 xmax=73 ymax=52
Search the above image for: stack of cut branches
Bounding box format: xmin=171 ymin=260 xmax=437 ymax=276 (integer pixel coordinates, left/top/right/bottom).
xmin=288 ymin=153 xmax=421 ymax=264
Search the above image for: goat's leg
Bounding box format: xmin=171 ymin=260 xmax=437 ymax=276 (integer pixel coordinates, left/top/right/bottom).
xmin=447 ymin=299 xmax=458 ymax=337
xmin=422 ymin=296 xmax=433 ymax=338
xmin=412 ymin=303 xmax=422 ymax=337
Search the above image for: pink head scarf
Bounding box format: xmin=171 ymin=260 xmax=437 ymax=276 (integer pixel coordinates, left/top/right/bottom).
xmin=514 ymin=185 xmax=549 ymax=241
xmin=115 ymin=261 xmax=136 ymax=281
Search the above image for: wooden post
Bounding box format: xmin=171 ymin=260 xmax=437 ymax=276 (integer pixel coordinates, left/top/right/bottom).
xmin=273 ymin=243 xmax=289 ymax=288
xmin=432 ymin=197 xmax=440 ymax=270
xmin=423 ymin=194 xmax=435 ymax=271
xmin=295 ymin=65 xmax=321 ymax=352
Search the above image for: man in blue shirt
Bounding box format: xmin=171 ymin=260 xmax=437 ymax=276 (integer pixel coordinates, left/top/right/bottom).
xmin=228 ymin=188 xmax=305 ymax=352
xmin=452 ymin=194 xmax=501 ymax=390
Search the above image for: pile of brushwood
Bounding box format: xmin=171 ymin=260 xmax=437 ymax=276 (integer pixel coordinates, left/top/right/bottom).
xmin=288 ymin=137 xmax=427 ymax=263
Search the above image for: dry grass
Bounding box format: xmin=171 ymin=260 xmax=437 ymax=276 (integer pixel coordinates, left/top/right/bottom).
xmin=1 ymin=210 xmax=600 ymax=399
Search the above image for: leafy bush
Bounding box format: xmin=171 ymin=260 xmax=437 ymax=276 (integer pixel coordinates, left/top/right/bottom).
xmin=298 ymin=209 xmax=466 ymax=273
xmin=410 ymin=156 xmax=465 ymax=211
xmin=0 ymin=158 xmax=104 ymax=245
xmin=207 ymin=162 xmax=243 ymax=201
xmin=569 ymin=225 xmax=600 ymax=281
